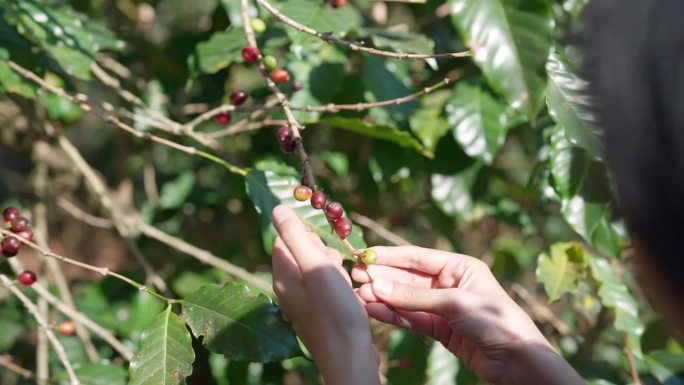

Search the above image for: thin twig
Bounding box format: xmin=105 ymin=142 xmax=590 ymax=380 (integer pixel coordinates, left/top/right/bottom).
xmin=0 ymin=275 xmax=80 ymax=385
xmin=623 ymin=332 xmax=642 ymax=385
xmin=36 ymin=297 xmax=49 ymax=385
xmin=349 ymin=212 xmax=411 ymax=246
xmin=0 ymin=355 xmax=33 ymax=380
xmin=254 ymin=0 xmax=470 ymax=60
xmin=6 ymin=257 xmax=134 ymax=360
xmin=510 ymin=283 xmax=569 ymax=335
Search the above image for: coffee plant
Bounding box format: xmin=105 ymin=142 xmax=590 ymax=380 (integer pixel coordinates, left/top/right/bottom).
xmin=0 ymin=0 xmax=681 ymax=384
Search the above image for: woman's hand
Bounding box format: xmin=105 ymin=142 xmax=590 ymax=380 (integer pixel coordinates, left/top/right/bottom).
xmin=271 ymin=205 xmax=380 ymax=385
xmin=353 ymin=246 xmax=585 ymax=385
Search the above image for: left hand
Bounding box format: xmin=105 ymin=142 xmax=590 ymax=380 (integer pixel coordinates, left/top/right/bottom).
xmin=271 ymin=205 xmax=380 ymax=385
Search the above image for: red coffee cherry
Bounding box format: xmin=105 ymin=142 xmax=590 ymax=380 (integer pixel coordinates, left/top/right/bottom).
xmin=2 ymin=207 xmax=20 ymax=223
xmin=242 ymin=46 xmax=260 ymax=62
xmin=331 ymin=0 xmax=347 ymax=8
xmin=58 ymin=321 xmax=76 ymax=336
xmin=270 ymin=68 xmax=291 ymax=84
xmin=311 ymin=191 xmax=326 ymax=209
xmin=214 ymin=112 xmax=231 ymax=125
xmin=277 ymin=126 xmax=296 ymax=153
xmin=293 ymin=186 xmax=313 ymax=201
xmin=2 ymin=236 xmax=21 ymax=257
xmin=230 ymin=91 xmax=248 ymax=106
xmin=16 ymin=229 xmax=34 ymax=242
xmin=325 ymin=201 xmax=343 ymax=221
xmin=18 ymin=270 xmax=37 ymax=286
xmin=334 ymin=217 xmax=352 ymax=239
xmin=11 ymin=217 xmax=29 ymax=232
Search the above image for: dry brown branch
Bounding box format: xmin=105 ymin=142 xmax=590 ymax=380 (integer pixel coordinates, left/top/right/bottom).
xmin=254 ymin=0 xmax=470 ymax=60
xmin=0 ymin=275 xmax=80 ymax=385
xmin=0 ymin=355 xmax=33 ymax=380
xmin=349 ymin=212 xmax=411 ymax=246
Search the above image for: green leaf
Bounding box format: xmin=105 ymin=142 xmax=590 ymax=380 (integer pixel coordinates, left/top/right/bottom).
xmin=362 ymin=28 xmax=435 ymax=55
xmin=535 ymin=242 xmax=587 ymax=302
xmin=320 ymin=116 xmax=429 ymax=157
xmin=245 ymin=159 xmax=366 ymax=255
xmin=158 ymin=172 xmax=195 ymax=209
xmin=426 ymin=343 xmax=459 ymax=385
xmin=0 ymin=60 xmax=37 ymax=98
xmin=561 ymin=196 xmax=622 ymax=256
xmin=587 ymin=254 xmax=644 ymax=358
xmin=410 ymin=90 xmax=452 ymax=155
xmin=128 ymin=305 xmax=195 ymax=385
xmin=430 ymin=162 xmax=481 ymax=219
xmin=128 ymin=292 xmax=167 ymax=340
xmin=180 ymin=283 xmax=301 ymax=362
xmin=187 ymin=28 xmax=246 ymax=76
xmin=4 ymin=0 xmax=124 ymax=80
xmin=387 ymin=329 xmax=429 ymax=385
xmin=445 ymin=82 xmax=511 ymax=164
xmin=55 ymin=363 xmax=127 ymax=385
xmin=362 ymin=56 xmax=417 ymax=126
xmin=548 ymin=124 xmax=589 ymax=197
xmin=449 ymin=0 xmax=552 ymax=118
xmin=546 ymin=53 xmax=602 ymax=158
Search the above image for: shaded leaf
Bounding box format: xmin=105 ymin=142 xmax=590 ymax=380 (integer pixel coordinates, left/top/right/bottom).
xmin=187 ymin=28 xmax=246 ymax=76
xmin=321 ymin=116 xmax=428 ymax=157
xmin=426 ymin=343 xmax=459 ymax=385
xmin=55 ymin=363 xmax=127 ymax=385
xmin=587 ymin=254 xmax=644 ymax=358
xmin=362 ymin=56 xmax=417 ymax=125
xmin=430 ymin=162 xmax=481 ymax=219
xmin=546 ymin=53 xmax=602 ymax=158
xmin=445 ymin=82 xmax=512 ymax=163
xmin=245 ymin=159 xmax=366 ymax=255
xmin=362 ymin=28 xmax=435 ymax=55
xmin=561 ymin=196 xmax=622 ymax=256
xmin=449 ymin=0 xmax=552 ymax=118
xmin=180 ymin=283 xmax=301 ymax=362
xmin=548 ymin=124 xmax=589 ymax=197
xmin=129 ymin=305 xmax=195 ymax=385
xmin=159 ymin=172 xmax=195 ymax=209
xmin=536 ymin=242 xmax=587 ymax=302
xmin=4 ymin=0 xmax=124 ymax=80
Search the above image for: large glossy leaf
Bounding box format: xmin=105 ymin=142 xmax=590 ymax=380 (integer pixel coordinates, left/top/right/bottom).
xmin=449 ymin=0 xmax=552 ymax=118
xmin=187 ymin=28 xmax=246 ymax=76
xmin=430 ymin=162 xmax=481 ymax=219
xmin=546 ymin=53 xmax=602 ymax=158
xmin=180 ymin=283 xmax=301 ymax=362
xmin=445 ymin=82 xmax=511 ymax=164
xmin=409 ymin=92 xmax=451 ymax=155
xmin=128 ymin=305 xmax=195 ymax=385
xmin=426 ymin=343 xmax=459 ymax=385
xmin=3 ymin=0 xmax=124 ymax=80
xmin=561 ymin=196 xmax=622 ymax=256
xmin=245 ymin=159 xmax=366 ymax=256
xmin=362 ymin=56 xmax=417 ymax=126
xmin=321 ymin=116 xmax=429 ymax=157
xmin=536 ymin=242 xmax=587 ymax=302
xmin=548 ymin=125 xmax=589 ymax=197
xmin=587 ymin=254 xmax=644 ymax=358
xmin=55 ymin=363 xmax=127 ymax=385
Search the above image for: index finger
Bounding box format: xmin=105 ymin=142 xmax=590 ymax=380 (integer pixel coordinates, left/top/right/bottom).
xmin=272 ymin=204 xmax=330 ymax=272
xmin=369 ymin=246 xmax=472 ymax=275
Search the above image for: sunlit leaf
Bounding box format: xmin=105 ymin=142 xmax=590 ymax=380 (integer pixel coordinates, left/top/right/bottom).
xmin=536 ymin=242 xmax=587 ymax=302
xmin=548 ymin=124 xmax=589 ymax=197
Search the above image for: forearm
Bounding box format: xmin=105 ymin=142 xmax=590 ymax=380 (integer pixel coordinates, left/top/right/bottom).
xmin=319 ymin=337 xmax=381 ymax=385
xmin=500 ymin=342 xmax=585 ymax=385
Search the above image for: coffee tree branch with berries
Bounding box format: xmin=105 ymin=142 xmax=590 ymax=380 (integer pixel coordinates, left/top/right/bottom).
xmin=0 ymin=0 xmax=676 ymax=384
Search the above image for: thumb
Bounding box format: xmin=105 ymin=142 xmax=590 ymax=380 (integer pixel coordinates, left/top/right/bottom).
xmin=371 ymin=279 xmax=478 ymax=317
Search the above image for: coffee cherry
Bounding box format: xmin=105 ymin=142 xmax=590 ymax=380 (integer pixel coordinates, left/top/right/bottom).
xmin=325 ymin=201 xmax=343 ymax=221
xmin=18 ymin=270 xmax=37 ymax=286
xmin=230 ymin=91 xmax=248 ymax=106
xmin=11 ymin=217 xmax=29 ymax=232
xmin=214 ymin=112 xmax=231 ymax=125
xmin=330 ymin=0 xmax=347 ymax=8
xmin=58 ymin=321 xmax=76 ymax=336
xmin=310 ymin=191 xmax=326 ymax=209
xmin=2 ymin=207 xmax=20 ymax=222
xmin=16 ymin=229 xmax=34 ymax=242
xmin=2 ymin=236 xmax=21 ymax=257
xmin=250 ymin=18 xmax=267 ymax=33
xmin=293 ymin=186 xmax=313 ymax=201
xmin=361 ymin=248 xmax=377 ymax=265
xmin=242 ymin=46 xmax=260 ymax=62
xmin=270 ymin=68 xmax=291 ymax=84
xmin=334 ymin=217 xmax=352 ymax=239
xmin=277 ymin=126 xmax=296 ymax=153
xmin=292 ymin=82 xmax=302 ymax=92
xmin=263 ymin=55 xmax=278 ymax=71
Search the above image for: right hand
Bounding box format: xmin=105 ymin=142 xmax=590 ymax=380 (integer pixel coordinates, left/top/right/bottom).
xmin=353 ymin=246 xmax=583 ymax=385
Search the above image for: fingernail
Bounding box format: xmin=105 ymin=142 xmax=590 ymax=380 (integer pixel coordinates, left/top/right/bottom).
xmin=373 ymin=280 xmax=394 ymax=297
xmin=272 ymin=205 xmax=294 ymax=227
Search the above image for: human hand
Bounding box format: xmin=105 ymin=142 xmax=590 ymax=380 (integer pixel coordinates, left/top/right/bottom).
xmin=271 ymin=205 xmax=380 ymax=385
xmin=353 ymin=246 xmax=584 ymax=385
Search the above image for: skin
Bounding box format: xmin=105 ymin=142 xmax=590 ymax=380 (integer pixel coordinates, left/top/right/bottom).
xmin=272 ymin=205 xmax=585 ymax=385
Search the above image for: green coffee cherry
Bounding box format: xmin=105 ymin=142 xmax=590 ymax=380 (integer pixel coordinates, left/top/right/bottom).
xmin=263 ymin=55 xmax=278 ymax=71
xmin=361 ymin=249 xmax=377 ymax=265
xmin=251 ymin=18 xmax=267 ymax=34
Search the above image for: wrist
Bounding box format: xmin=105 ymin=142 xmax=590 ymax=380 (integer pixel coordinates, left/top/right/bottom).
xmin=499 ymin=341 xmax=584 ymax=385
xmin=319 ymin=336 xmax=380 ymax=385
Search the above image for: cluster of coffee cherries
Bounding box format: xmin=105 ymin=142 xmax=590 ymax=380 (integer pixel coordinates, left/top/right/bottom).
xmin=214 ymin=90 xmax=249 ymax=126
xmin=2 ymin=207 xmax=34 ymax=258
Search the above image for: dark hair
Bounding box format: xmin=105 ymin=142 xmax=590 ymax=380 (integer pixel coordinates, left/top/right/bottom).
xmin=584 ymin=0 xmax=684 ymax=295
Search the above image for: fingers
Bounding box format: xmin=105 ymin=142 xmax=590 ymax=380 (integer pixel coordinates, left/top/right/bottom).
xmin=273 ymin=205 xmax=331 ymax=272
xmin=351 ymin=264 xmax=435 ymax=287
xmin=370 ymin=279 xmax=479 ymax=318
xmin=272 ymin=237 xmax=307 ymax=314
xmin=365 ymin=304 xmax=453 ymax=344
xmin=369 ymin=246 xmax=477 ymax=276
